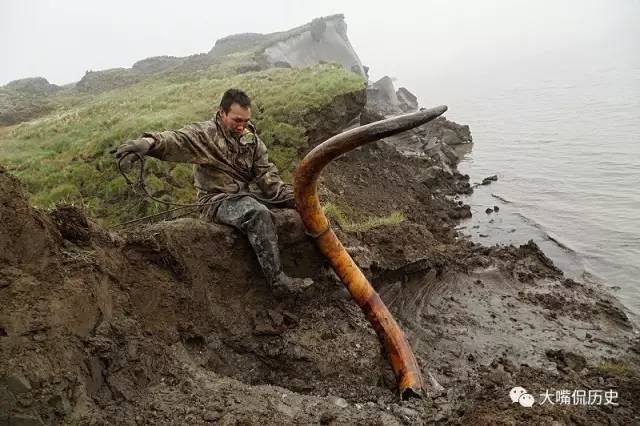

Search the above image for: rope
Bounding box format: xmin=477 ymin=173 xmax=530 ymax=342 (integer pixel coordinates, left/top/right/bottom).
xmin=117 ymin=152 xmax=208 ymax=208
xmin=110 ymin=152 xmax=293 ymax=229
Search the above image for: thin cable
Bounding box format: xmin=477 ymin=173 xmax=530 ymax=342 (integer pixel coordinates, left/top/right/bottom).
xmin=110 ymin=152 xmax=293 ymax=228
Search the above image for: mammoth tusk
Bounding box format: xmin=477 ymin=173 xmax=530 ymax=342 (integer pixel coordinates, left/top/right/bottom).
xmin=294 ymin=106 xmax=448 ymax=399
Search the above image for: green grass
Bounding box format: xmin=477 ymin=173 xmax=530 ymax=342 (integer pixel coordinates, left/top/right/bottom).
xmin=323 ymin=201 xmax=406 ymax=232
xmin=595 ymin=360 xmax=635 ymax=377
xmin=0 ymin=63 xmax=365 ymax=224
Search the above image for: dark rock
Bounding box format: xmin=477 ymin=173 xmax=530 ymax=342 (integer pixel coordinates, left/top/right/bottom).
xmin=252 ymin=321 xmax=280 ymax=336
xmin=50 ymin=205 xmax=90 ymax=244
xmin=545 ymin=349 xmax=587 ymax=373
xmin=47 ymin=395 xmax=71 ymax=415
xmin=366 ymin=76 xmax=402 ymax=116
xmin=485 ymin=208 xmax=493 ymax=214
xmin=487 ymin=365 xmax=511 ymax=385
xmin=493 ymin=205 xmax=500 ymax=212
xmin=425 ymin=117 xmax=472 ymax=146
xmin=320 ymin=412 xmax=337 ymax=424
xmin=281 ymin=310 xmax=300 ymax=326
xmin=359 ymin=106 xmax=386 ymax=125
xmin=305 ymin=88 xmax=367 ymax=148
xmin=563 ymin=278 xmax=580 ymax=288
xmin=396 ymin=87 xmax=418 ymax=112
xmin=481 ymin=175 xmax=498 ymax=185
xmin=267 ymin=309 xmax=284 ymax=327
xmin=203 ymin=411 xmax=222 ymax=422
xmin=5 ymin=374 xmax=31 ymax=394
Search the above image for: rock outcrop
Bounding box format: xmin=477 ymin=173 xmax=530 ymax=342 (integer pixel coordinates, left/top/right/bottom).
xmin=76 ymin=68 xmax=142 ymax=93
xmin=366 ymin=76 xmax=403 ymax=116
xmin=397 ymin=87 xmax=419 ymax=112
xmin=131 ymin=55 xmax=184 ymax=74
xmin=360 ymin=76 xmax=472 ymax=167
xmin=261 ymin=15 xmax=366 ymax=77
xmin=209 ymin=33 xmax=266 ymax=57
xmin=3 ymin=77 xmax=60 ymax=95
xmin=0 ymin=78 xmax=61 ymax=126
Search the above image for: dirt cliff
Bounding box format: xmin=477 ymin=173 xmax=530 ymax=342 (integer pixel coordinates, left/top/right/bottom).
xmin=1 ymin=119 xmax=638 ymax=425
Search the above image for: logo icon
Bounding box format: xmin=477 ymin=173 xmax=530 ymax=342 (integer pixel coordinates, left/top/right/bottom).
xmin=510 ymin=386 xmax=535 ymax=407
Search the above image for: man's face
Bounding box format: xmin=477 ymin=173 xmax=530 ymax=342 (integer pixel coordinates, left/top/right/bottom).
xmin=220 ymin=103 xmax=251 ymax=136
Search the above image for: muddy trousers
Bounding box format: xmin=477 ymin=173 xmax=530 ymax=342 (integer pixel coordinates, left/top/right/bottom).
xmin=214 ymin=196 xmax=281 ymax=285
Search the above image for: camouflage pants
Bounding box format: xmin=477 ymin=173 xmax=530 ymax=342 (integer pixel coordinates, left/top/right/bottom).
xmin=213 ymin=196 xmax=281 ymax=284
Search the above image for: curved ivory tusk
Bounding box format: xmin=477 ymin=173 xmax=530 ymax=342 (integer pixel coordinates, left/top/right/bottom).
xmin=294 ymin=106 xmax=448 ymax=399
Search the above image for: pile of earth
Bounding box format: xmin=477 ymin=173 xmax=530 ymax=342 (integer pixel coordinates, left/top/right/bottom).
xmin=1 ymin=117 xmax=638 ymax=425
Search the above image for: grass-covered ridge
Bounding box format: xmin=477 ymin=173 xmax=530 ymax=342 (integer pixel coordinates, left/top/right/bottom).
xmin=0 ymin=64 xmax=365 ymax=224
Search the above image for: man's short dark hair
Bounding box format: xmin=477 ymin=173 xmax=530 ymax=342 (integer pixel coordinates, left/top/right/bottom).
xmin=220 ymin=89 xmax=251 ymax=113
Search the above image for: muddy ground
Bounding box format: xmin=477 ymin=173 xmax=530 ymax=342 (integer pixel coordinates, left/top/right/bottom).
xmin=1 ymin=130 xmax=639 ymax=425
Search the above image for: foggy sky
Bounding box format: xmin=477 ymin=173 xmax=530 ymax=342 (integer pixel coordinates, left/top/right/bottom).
xmin=2 ymin=0 xmax=639 ymax=101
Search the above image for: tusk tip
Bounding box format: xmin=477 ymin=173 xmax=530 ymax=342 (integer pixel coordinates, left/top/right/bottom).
xmin=421 ymin=105 xmax=448 ymax=116
xmin=436 ymin=104 xmax=448 ymax=115
xmin=400 ymin=386 xmax=423 ymax=400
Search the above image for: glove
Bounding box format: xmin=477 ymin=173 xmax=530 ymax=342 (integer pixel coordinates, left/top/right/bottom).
xmin=115 ymin=137 xmax=153 ymax=169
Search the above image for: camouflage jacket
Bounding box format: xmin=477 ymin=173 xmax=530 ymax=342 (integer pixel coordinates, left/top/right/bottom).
xmin=143 ymin=112 xmax=293 ymax=218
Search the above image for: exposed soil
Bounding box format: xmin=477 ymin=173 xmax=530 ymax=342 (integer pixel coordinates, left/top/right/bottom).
xmin=1 ymin=127 xmax=639 ymax=426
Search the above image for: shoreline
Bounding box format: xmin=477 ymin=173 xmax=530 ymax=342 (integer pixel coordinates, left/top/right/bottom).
xmin=457 ymin=159 xmax=640 ymax=328
xmin=1 ymin=108 xmax=639 ymax=423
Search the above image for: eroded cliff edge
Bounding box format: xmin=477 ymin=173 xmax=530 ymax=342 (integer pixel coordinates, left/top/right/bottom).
xmin=1 ymin=14 xmax=639 ymax=426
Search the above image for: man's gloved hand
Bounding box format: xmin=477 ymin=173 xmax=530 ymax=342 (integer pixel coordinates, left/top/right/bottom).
xmin=115 ymin=137 xmax=153 ymax=169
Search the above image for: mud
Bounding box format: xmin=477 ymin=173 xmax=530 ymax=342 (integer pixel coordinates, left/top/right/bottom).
xmin=1 ymin=130 xmax=639 ymax=426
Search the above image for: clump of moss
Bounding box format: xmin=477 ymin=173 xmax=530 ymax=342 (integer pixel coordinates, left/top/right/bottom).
xmin=595 ymin=360 xmax=635 ymax=377
xmin=323 ymin=201 xmax=406 ymax=233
